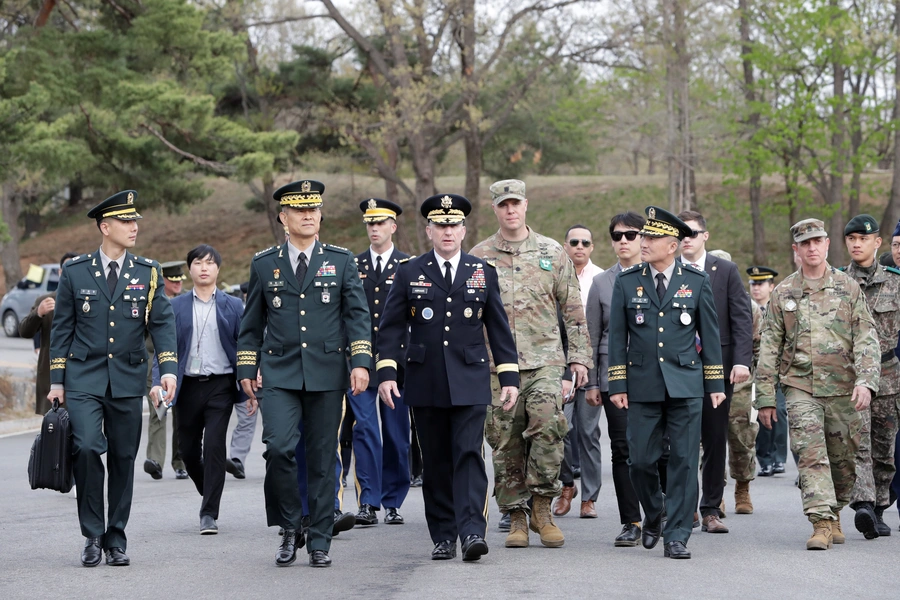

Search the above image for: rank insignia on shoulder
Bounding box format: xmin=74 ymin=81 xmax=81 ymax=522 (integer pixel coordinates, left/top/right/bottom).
xmin=325 ymin=243 xmax=350 ymax=252
xmin=485 ymin=258 xmax=497 ymax=268
xmin=144 ymin=258 xmax=153 ymax=263
xmin=621 ymin=264 xmax=639 ymax=273
xmin=255 ymin=246 xmax=275 ymax=257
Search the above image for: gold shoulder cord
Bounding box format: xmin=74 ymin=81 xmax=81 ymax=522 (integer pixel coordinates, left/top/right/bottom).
xmin=145 ymin=266 xmax=158 ymax=326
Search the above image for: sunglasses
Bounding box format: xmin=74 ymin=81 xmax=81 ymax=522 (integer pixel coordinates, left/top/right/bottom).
xmin=568 ymin=239 xmax=592 ymax=247
xmin=611 ymin=231 xmax=639 ymax=242
xmin=687 ymin=230 xmax=707 ymax=239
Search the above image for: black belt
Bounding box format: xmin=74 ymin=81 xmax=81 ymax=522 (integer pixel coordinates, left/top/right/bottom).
xmin=185 ymin=373 xmax=233 ymax=382
xmin=882 ymin=351 xmax=896 ymax=364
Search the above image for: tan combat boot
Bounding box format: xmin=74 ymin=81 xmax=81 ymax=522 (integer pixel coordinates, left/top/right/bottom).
xmin=806 ymin=519 xmax=833 ymax=550
xmin=831 ymin=514 xmax=845 ymax=544
xmin=734 ymin=480 xmax=753 ymax=514
xmin=529 ymin=495 xmax=565 ymax=547
xmin=505 ymin=510 xmax=529 ymax=548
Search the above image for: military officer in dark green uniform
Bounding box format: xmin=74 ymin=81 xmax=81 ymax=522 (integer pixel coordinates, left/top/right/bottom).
xmin=48 ymin=190 xmax=178 ymax=568
xmin=237 ymin=180 xmax=371 ymax=568
xmin=607 ymin=206 xmax=725 ymax=560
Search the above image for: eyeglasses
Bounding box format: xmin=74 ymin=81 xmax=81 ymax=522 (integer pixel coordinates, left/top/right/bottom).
xmin=610 ymin=231 xmax=639 ymax=242
xmin=687 ymin=230 xmax=707 ymax=239
xmin=891 ymin=242 xmax=900 ymax=250
xmin=568 ymin=239 xmax=592 ymax=247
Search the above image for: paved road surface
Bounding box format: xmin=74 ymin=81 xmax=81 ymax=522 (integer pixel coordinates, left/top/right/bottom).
xmin=0 ymin=336 xmax=37 ymax=380
xmin=1 ymin=410 xmax=897 ymax=599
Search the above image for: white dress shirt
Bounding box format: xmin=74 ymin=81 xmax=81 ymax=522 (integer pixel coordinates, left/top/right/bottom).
xmin=435 ymin=250 xmax=462 ymax=284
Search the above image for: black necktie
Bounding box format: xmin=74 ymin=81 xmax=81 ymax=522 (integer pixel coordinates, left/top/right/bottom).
xmin=655 ymin=272 xmax=666 ymax=302
xmin=375 ymin=256 xmax=383 ymax=280
xmin=107 ymin=261 xmax=118 ymax=295
xmin=444 ymin=261 xmax=453 ymax=288
xmin=295 ymin=253 xmax=307 ymax=286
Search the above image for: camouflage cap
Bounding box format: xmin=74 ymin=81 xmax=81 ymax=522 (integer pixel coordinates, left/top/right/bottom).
xmin=844 ymin=214 xmax=879 ymax=236
xmin=708 ymin=249 xmax=731 ymax=262
xmin=790 ymin=218 xmax=827 ymax=243
xmin=490 ymin=179 xmax=526 ymax=205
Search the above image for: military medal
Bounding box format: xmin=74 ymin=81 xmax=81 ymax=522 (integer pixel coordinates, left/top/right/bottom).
xmin=680 ymin=309 xmax=692 ymax=325
xmin=95 ymin=271 xmax=101 ymax=277
xmin=422 ymin=307 xmax=434 ymax=320
xmin=635 ymin=308 xmax=644 ymax=325
xmin=321 ymin=290 xmax=330 ymax=303
xmin=273 ymin=296 xmax=282 ymax=308
xmin=464 ymin=307 xmax=473 ymax=318
xmin=82 ymin=298 xmax=90 ymax=313
xmin=131 ymin=301 xmax=140 ymax=318
xmin=477 ymin=308 xmax=483 ymax=319
xmin=637 ymin=286 xmax=643 ymax=297
xmin=274 ymin=268 xmax=280 ymax=279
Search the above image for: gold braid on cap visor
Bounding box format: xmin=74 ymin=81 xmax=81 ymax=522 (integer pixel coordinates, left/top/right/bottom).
xmin=363 ymin=208 xmax=397 ymax=222
xmin=640 ymin=220 xmax=680 ymax=237
xmin=427 ymin=209 xmax=465 ymax=223
xmin=280 ymin=193 xmax=323 ymax=207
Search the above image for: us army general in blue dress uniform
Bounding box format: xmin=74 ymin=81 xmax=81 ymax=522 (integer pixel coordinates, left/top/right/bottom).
xmin=48 ymin=191 xmax=178 ymax=568
xmin=376 ymin=193 xmax=519 ymax=562
xmin=237 ymin=180 xmax=371 ymax=568
xmin=607 ymin=206 xmax=725 ymax=560
xmin=349 ymin=198 xmax=411 ymax=525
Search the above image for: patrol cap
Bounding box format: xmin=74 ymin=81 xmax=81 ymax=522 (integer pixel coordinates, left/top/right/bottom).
xmin=844 ymin=214 xmax=879 ymax=236
xmin=640 ymin=206 xmax=692 ymax=240
xmin=87 ymin=190 xmax=142 ymax=222
xmin=421 ymin=194 xmax=471 ymax=225
xmin=747 ymin=266 xmax=778 ymax=283
xmin=708 ymin=249 xmax=731 ymax=262
xmin=160 ymin=260 xmax=187 ymax=282
xmin=274 ymin=180 xmax=324 ymax=209
xmin=490 ymin=179 xmax=526 ymax=206
xmin=360 ymin=198 xmax=402 ymax=223
xmin=791 ymin=218 xmax=827 ymax=243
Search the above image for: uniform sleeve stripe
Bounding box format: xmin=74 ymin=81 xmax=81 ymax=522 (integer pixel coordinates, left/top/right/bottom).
xmin=496 ymin=363 xmax=519 ymax=373
xmin=376 ymin=359 xmax=398 ymax=371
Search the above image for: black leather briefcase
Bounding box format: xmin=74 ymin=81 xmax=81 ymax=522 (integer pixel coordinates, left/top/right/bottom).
xmin=28 ymin=400 xmax=74 ymax=493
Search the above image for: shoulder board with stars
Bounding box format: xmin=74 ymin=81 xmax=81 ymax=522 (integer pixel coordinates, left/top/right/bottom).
xmin=254 ymin=246 xmax=277 ymax=258
xmin=620 ymin=263 xmax=640 ymax=274
xmin=885 ymin=266 xmax=900 ymax=277
xmin=682 ymin=262 xmax=704 ymax=274
xmin=67 ymin=254 xmax=92 ymax=266
xmin=324 ymin=243 xmax=351 ymax=254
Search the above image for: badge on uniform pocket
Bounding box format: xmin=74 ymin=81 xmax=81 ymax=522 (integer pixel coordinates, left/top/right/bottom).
xmin=422 ymin=307 xmax=433 ymax=320
xmin=539 ymin=257 xmax=552 ymax=271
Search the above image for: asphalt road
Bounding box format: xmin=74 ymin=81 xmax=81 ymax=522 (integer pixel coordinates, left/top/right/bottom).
xmin=0 ymin=336 xmax=37 ymax=380
xmin=1 ymin=411 xmax=897 ymax=600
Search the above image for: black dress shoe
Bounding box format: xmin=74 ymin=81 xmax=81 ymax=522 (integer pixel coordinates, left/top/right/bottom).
xmin=384 ymin=507 xmax=404 ymax=524
xmin=276 ymin=529 xmax=304 ymax=566
xmin=81 ymin=537 xmax=102 ymax=567
xmin=225 ymin=458 xmax=245 ymax=479
xmin=104 ymin=547 xmax=130 ymax=566
xmin=333 ymin=510 xmax=356 ymax=535
xmin=461 ymin=534 xmax=489 ymax=562
xmin=355 ymin=504 xmax=378 ymax=525
xmin=431 ymin=540 xmax=456 ymax=560
xmin=758 ymin=464 xmax=774 ymax=477
xmin=410 ymin=475 xmax=423 ymax=487
xmin=143 ymin=459 xmax=163 ymax=480
xmin=174 ymin=468 xmax=189 ymax=480
xmin=664 ymin=540 xmax=691 ymax=559
xmin=641 ymin=514 xmax=662 ymax=549
xmin=309 ymin=550 xmax=331 ymax=567
xmin=498 ymin=512 xmax=511 ymax=532
xmin=200 ymin=515 xmax=218 ymax=535
xmin=773 ymin=462 xmax=785 ymax=474
xmin=614 ymin=523 xmax=641 ymax=547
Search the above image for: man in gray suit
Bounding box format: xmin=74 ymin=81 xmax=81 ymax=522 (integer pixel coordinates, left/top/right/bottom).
xmin=583 ymin=211 xmax=648 ymax=546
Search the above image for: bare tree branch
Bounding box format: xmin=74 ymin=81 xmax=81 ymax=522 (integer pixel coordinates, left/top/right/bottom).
xmin=140 ymin=124 xmax=236 ymax=174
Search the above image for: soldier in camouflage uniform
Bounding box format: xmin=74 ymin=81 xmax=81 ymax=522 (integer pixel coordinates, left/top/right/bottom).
xmin=842 ymin=214 xmax=900 ymax=539
xmin=728 ymin=288 xmax=761 ymax=513
xmin=755 ymin=218 xmax=880 ymax=551
xmin=471 ymin=179 xmax=592 ymax=549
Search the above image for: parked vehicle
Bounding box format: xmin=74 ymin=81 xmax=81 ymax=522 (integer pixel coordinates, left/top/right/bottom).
xmin=1 ymin=264 xmax=61 ymax=337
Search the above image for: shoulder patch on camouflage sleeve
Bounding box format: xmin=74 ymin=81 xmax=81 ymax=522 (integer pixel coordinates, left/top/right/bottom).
xmin=884 ymin=266 xmax=900 ymax=277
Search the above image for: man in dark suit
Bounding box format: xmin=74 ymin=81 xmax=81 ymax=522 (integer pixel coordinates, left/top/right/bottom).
xmin=48 ymin=190 xmax=178 ymax=567
xmin=677 ymin=211 xmax=753 ymax=533
xmin=376 ymin=193 xmax=519 ymax=562
xmin=151 ymin=245 xmax=246 ymax=535
xmin=351 ymin=198 xmax=411 ymax=525
xmin=608 ymin=206 xmax=726 ymax=559
xmin=237 ymin=180 xmax=371 ymax=568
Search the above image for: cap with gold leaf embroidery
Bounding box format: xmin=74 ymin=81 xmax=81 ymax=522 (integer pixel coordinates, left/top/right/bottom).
xmin=87 ymin=190 xmax=142 ymax=221
xmin=640 ymin=206 xmax=692 ymax=240
xmin=420 ymin=194 xmax=471 ymax=224
xmin=274 ymin=180 xmax=325 ymax=209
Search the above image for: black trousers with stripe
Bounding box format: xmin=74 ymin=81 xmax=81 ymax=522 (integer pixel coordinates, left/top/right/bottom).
xmin=413 ymin=405 xmax=488 ymax=544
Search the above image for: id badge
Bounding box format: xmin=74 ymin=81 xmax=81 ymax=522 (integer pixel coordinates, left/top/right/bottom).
xmin=189 ymin=356 xmax=202 ymax=375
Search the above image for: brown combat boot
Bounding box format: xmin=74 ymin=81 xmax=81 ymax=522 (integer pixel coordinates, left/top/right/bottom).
xmin=831 ymin=514 xmax=845 ymax=544
xmin=734 ymin=480 xmax=753 ymax=514
xmin=530 ymin=495 xmax=565 ymax=547
xmin=505 ymin=510 xmax=529 ymax=548
xmin=806 ymin=519 xmax=833 ymax=550
xmin=553 ymin=485 xmax=577 ymax=516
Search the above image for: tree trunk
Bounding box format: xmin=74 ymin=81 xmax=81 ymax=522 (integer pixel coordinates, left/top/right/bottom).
xmin=664 ymin=0 xmax=677 ymax=211
xmin=883 ymin=0 xmax=900 ymax=234
xmin=459 ymin=0 xmax=482 ymax=250
xmin=740 ymin=0 xmax=766 ymax=265
xmin=260 ymin=175 xmax=281 ymax=243
xmin=383 ymin=137 xmax=412 ymax=254
xmin=0 ymin=183 xmax=23 ymax=291
xmin=411 ymin=145 xmax=437 ymax=255
xmin=68 ymin=180 xmax=82 ymax=208
xmin=828 ymin=1 xmax=846 ymax=264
